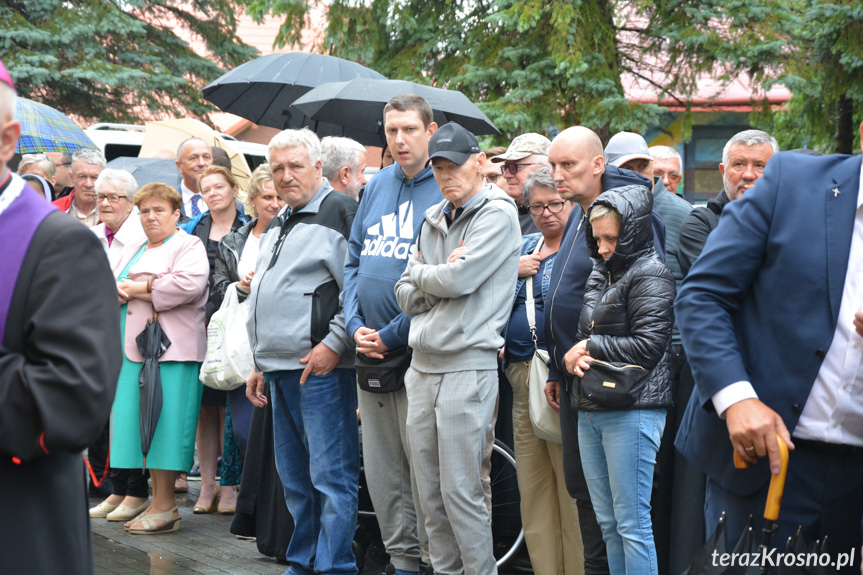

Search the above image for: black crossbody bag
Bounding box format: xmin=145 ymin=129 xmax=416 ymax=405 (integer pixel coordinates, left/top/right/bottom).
xmin=356 ymin=345 xmax=412 ymax=393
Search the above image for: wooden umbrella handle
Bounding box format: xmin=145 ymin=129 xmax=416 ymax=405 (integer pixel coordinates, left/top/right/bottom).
xmin=733 ymin=435 xmax=789 ymax=521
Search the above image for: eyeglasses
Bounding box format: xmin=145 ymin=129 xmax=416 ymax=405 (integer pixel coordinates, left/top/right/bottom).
xmin=500 ymin=163 xmax=544 ymax=176
xmin=56 ymin=162 xmax=72 ymax=167
xmin=97 ymin=194 xmax=128 ymax=204
xmin=527 ymin=200 xmax=569 ymax=216
xmin=654 ymin=169 xmax=682 ymax=183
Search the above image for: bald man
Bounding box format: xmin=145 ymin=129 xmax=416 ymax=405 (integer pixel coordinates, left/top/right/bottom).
xmin=542 ymin=126 xmax=668 ymax=574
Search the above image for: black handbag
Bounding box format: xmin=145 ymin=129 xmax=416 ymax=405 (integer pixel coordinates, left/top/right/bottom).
xmin=579 ymin=359 xmax=649 ymax=409
xmin=355 ymin=345 xmax=412 ymax=393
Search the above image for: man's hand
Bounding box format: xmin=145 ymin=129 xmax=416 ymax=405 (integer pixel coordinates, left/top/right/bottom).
xmin=725 ymin=398 xmax=795 ymax=474
xmin=354 ymin=326 xmax=389 ymax=360
xmin=545 ymin=380 xmax=560 ymax=412
xmin=246 ymin=371 xmax=266 ymax=408
xmin=854 ymin=310 xmax=863 ymax=338
xmin=299 ymin=342 xmax=340 ymax=385
xmin=564 ymin=340 xmax=592 ymax=377
xmin=446 ymin=246 xmax=468 ymax=264
xmin=518 ymin=253 xmax=542 ymax=278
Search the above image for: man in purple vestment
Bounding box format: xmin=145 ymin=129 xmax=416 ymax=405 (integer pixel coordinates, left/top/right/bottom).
xmin=0 ymin=59 xmax=122 ymax=575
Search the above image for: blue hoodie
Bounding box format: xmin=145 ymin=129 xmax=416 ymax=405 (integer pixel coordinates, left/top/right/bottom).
xmin=544 ymin=165 xmax=666 ymax=387
xmin=344 ymin=163 xmax=443 ymax=351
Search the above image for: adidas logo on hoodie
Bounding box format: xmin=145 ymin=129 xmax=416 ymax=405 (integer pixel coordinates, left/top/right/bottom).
xmin=361 ymin=200 xmax=417 ymax=260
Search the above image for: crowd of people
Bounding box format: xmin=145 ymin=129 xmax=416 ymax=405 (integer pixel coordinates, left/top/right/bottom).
xmin=3 ymin=53 xmax=863 ymax=575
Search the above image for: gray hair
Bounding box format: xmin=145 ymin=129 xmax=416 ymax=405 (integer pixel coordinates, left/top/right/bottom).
xmin=176 ymin=137 xmax=209 ymax=160
xmin=267 ymin=128 xmax=321 ymax=165
xmin=522 ymin=166 xmax=555 ymax=206
xmin=649 ymin=145 xmax=682 ymax=168
xmin=18 ymin=154 xmax=56 ymax=179
xmin=722 ymin=130 xmax=779 ymax=166
xmin=71 ymin=148 xmax=106 ymax=171
xmin=95 ymin=168 xmax=138 ymax=201
xmin=320 ymin=137 xmax=365 ymax=181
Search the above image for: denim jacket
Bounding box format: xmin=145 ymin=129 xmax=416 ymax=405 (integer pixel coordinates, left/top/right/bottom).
xmin=500 ymin=232 xmax=556 ymax=369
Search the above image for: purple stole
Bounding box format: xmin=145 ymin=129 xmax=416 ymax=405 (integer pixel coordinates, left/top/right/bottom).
xmin=0 ymin=176 xmax=57 ymax=344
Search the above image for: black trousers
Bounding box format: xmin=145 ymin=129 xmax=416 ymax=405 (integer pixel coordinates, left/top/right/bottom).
xmin=560 ymin=383 xmax=610 ymax=575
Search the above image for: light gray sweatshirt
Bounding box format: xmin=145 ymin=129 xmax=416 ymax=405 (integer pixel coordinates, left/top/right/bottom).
xmin=395 ymin=184 xmax=520 ymax=373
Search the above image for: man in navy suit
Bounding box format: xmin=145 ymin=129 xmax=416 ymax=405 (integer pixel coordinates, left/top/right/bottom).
xmin=676 ymin=123 xmax=863 ymax=571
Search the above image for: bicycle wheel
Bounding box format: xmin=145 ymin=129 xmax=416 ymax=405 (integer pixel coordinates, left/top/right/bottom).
xmin=491 ymin=439 xmax=524 ymax=569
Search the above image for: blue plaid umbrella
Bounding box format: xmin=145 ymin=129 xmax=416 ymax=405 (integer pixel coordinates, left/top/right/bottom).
xmin=15 ymin=98 xmax=97 ymax=154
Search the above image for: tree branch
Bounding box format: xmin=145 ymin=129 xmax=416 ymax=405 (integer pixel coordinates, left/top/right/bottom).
xmin=622 ymin=66 xmax=688 ymax=108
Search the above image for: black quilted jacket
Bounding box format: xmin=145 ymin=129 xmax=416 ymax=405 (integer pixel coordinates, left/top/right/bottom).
xmin=575 ymin=184 xmax=676 ymax=411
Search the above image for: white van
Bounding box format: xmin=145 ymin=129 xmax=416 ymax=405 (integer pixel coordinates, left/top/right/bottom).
xmin=85 ymin=123 xmax=268 ymax=170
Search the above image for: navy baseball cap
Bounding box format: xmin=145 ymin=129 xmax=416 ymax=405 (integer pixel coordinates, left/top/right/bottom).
xmin=428 ymin=122 xmax=481 ymax=165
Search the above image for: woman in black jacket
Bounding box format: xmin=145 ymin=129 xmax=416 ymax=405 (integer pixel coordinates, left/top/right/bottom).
xmin=564 ymin=184 xmax=675 ymax=574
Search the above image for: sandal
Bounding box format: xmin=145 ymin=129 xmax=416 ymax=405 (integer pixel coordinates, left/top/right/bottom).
xmin=174 ymin=473 xmax=188 ymax=493
xmin=124 ymin=508 xmax=152 ymax=530
xmin=127 ymin=505 xmax=181 ymax=535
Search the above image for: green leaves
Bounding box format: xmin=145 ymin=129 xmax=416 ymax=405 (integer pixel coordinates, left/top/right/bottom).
xmin=1 ymin=0 xmax=258 ymax=124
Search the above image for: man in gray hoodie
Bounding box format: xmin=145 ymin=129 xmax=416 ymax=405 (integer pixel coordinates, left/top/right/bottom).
xmin=395 ymin=122 xmax=521 ymax=575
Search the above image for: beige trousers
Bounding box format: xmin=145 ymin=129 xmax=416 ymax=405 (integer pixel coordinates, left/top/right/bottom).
xmin=506 ymin=360 xmax=585 ymax=575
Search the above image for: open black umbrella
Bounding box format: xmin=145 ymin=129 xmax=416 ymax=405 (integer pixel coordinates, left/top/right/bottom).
xmin=201 ymin=51 xmax=385 ymax=142
xmin=106 ymin=157 xmax=179 ymax=188
xmin=291 ymin=77 xmax=501 ymax=146
xmin=135 ymin=310 xmax=171 ymax=468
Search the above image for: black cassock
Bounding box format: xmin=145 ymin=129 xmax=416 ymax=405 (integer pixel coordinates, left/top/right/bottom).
xmin=0 ymin=176 xmax=121 ymax=575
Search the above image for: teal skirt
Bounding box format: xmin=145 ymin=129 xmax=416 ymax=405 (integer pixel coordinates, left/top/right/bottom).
xmin=110 ymin=304 xmax=203 ymax=471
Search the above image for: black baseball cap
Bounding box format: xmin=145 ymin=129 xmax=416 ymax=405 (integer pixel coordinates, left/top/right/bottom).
xmin=428 ymin=122 xmax=481 ymax=165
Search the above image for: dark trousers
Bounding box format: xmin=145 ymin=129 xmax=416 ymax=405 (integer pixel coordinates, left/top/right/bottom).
xmin=560 ymin=384 xmax=609 ymax=575
xmin=110 ymin=468 xmax=150 ymax=498
xmin=653 ymin=346 xmax=705 ymax=575
xmin=705 ymin=440 xmax=863 ymax=574
xmin=86 ymin=421 xmax=112 ymax=494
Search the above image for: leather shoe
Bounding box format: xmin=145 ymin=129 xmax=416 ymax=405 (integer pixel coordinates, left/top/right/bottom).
xmin=89 ymin=500 xmax=119 ymax=518
xmin=107 ymin=501 xmax=150 ymax=522
xmin=192 ymin=492 xmax=218 ymax=514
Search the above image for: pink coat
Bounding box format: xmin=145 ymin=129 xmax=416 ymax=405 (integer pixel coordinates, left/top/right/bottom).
xmin=123 ymin=230 xmax=209 ymax=363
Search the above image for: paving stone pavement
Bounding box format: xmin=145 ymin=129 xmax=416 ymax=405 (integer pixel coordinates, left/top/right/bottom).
xmin=91 ymin=480 xmax=286 ymax=575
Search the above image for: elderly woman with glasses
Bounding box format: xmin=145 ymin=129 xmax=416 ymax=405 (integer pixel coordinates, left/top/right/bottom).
xmin=501 ymin=167 xmax=584 ymax=574
xmin=87 ymin=169 xmax=152 ymax=524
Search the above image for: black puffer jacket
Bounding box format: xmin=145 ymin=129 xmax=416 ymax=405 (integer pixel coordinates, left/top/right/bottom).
xmin=576 ymin=184 xmax=675 ymax=411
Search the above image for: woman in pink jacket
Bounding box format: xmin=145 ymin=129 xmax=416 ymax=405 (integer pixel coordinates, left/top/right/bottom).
xmin=110 ymin=182 xmax=209 ymax=535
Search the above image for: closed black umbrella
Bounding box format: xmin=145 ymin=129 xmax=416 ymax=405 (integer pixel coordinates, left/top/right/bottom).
xmin=106 ymin=157 xmax=179 ymax=188
xmin=201 ymin=51 xmax=385 ymax=142
xmin=291 ymin=77 xmax=501 ymax=146
xmin=135 ymin=310 xmax=171 ymax=468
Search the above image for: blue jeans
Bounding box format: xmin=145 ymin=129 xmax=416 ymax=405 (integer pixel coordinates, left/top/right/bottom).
xmin=270 ymin=369 xmax=360 ymax=575
xmin=578 ymin=409 xmax=666 ymax=575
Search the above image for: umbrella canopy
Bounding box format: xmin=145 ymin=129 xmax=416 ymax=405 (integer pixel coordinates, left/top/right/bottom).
xmin=202 ymin=51 xmax=386 ymax=140
xmin=135 ymin=315 xmax=171 ymax=466
xmin=106 ymin=157 xmax=179 ymax=188
xmin=138 ymin=118 xmax=252 ymax=190
xmin=292 ymin=78 xmax=501 ymax=146
xmin=15 ymin=98 xmax=97 ymax=155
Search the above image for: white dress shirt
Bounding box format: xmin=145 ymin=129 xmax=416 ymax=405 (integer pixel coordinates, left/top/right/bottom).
xmin=713 ymin=161 xmax=863 ymax=446
xmin=181 ymin=181 xmax=203 ymax=216
xmin=90 ymin=209 xmax=148 ymax=278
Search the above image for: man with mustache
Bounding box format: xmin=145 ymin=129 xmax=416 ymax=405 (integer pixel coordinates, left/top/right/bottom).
xmin=677 ymin=130 xmax=778 ymax=275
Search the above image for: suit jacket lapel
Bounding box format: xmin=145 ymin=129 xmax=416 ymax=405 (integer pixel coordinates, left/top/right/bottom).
xmin=824 ymin=156 xmax=861 ymax=324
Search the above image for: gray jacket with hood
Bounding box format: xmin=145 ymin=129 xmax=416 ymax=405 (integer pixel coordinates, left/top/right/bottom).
xmin=246 ymin=180 xmax=357 ymax=373
xmin=395 ymin=184 xmax=520 ymax=373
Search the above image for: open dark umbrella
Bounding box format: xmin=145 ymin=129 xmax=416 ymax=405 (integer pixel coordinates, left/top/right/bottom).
xmin=291 ymin=77 xmax=501 ymax=146
xmin=106 ymin=157 xmax=179 ymax=188
xmin=202 ymin=51 xmax=385 ymax=142
xmin=135 ymin=310 xmax=171 ymax=467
